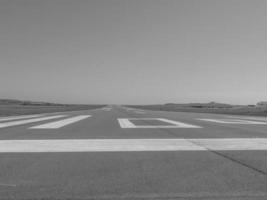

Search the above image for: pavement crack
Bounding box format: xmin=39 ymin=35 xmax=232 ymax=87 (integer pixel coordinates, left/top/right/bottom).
xmin=118 ymin=115 xmax=267 ymax=176
xmin=158 ymin=127 xmax=267 ymax=176
xmin=0 ymin=182 xmax=16 ymax=187
xmin=205 ymin=148 xmax=267 ymax=176
xmin=187 ymin=138 xmax=267 ymax=176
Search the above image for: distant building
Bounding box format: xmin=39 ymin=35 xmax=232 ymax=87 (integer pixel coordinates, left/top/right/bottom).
xmin=247 ymin=105 xmax=255 ymax=107
xmin=257 ymin=102 xmax=267 ymax=107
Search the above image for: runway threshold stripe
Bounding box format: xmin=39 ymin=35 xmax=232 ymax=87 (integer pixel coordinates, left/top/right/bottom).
xmin=118 ymin=118 xmax=201 ymax=128
xmin=198 ymin=118 xmax=267 ymax=124
xmin=30 ymin=115 xmax=91 ymax=129
xmin=228 ymin=116 xmax=267 ymax=121
xmin=0 ymin=115 xmax=66 ymax=128
xmin=0 ymin=115 xmax=43 ymax=122
xmin=1 ymin=138 xmax=267 ymax=152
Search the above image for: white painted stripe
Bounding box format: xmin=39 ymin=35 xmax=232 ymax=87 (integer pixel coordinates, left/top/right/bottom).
xmin=134 ymin=111 xmax=146 ymax=114
xmin=30 ymin=115 xmax=91 ymax=129
xmin=0 ymin=115 xmax=43 ymax=122
xmin=198 ymin=118 xmax=267 ymax=124
xmin=0 ymin=115 xmax=66 ymax=128
xmin=118 ymin=118 xmax=136 ymax=128
xmin=0 ymin=139 xmax=204 ymax=152
xmin=102 ymin=108 xmax=111 ymax=111
xmin=227 ymin=116 xmax=267 ymax=121
xmin=118 ymin=118 xmax=201 ymax=128
xmin=190 ymin=138 xmax=267 ymax=150
xmin=158 ymin=118 xmax=202 ymax=128
xmin=0 ymin=138 xmax=267 ymax=152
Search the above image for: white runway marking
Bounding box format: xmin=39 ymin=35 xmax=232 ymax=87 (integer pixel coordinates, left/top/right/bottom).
xmin=126 ymin=108 xmax=134 ymax=111
xmin=191 ymin=138 xmax=267 ymax=150
xmin=118 ymin=118 xmax=201 ymax=128
xmin=134 ymin=111 xmax=146 ymax=114
xmin=198 ymin=118 xmax=267 ymax=124
xmin=0 ymin=115 xmax=66 ymax=128
xmin=30 ymin=115 xmax=91 ymax=129
xmin=1 ymin=138 xmax=267 ymax=152
xmin=0 ymin=115 xmax=43 ymax=122
xmin=102 ymin=108 xmax=111 ymax=111
xmin=227 ymin=116 xmax=267 ymax=121
xmin=118 ymin=118 xmax=136 ymax=128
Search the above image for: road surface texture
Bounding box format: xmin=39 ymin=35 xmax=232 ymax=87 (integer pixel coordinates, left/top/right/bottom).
xmin=0 ymin=105 xmax=267 ymax=199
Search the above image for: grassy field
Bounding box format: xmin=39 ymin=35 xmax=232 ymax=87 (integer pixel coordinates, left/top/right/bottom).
xmin=127 ymin=104 xmax=267 ymax=117
xmin=0 ymin=104 xmax=105 ymax=116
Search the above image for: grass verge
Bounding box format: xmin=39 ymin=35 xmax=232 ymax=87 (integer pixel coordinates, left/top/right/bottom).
xmin=126 ymin=104 xmax=267 ymax=117
xmin=0 ymin=104 xmax=105 ymax=116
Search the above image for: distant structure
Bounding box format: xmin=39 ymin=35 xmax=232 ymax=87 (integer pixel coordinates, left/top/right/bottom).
xmin=247 ymin=104 xmax=255 ymax=107
xmin=257 ymin=102 xmax=267 ymax=107
xmin=165 ymin=102 xmax=232 ymax=108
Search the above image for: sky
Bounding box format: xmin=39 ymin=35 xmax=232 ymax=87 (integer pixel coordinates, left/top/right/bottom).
xmin=0 ymin=0 xmax=267 ymax=105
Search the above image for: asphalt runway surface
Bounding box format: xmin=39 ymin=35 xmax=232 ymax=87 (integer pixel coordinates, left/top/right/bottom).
xmin=1 ymin=105 xmax=267 ymax=199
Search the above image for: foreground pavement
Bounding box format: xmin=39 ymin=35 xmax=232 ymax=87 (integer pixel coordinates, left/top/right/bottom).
xmin=0 ymin=106 xmax=267 ymax=199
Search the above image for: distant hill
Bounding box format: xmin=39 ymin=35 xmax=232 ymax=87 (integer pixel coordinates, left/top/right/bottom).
xmin=0 ymin=99 xmax=23 ymax=105
xmin=127 ymin=102 xmax=267 ymax=117
xmin=0 ymin=99 xmax=68 ymax=106
xmin=257 ymin=101 xmax=267 ymax=107
xmin=0 ymin=99 xmax=106 ymax=116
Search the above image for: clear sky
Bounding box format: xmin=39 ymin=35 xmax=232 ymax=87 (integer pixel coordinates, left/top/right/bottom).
xmin=1 ymin=0 xmax=267 ymax=105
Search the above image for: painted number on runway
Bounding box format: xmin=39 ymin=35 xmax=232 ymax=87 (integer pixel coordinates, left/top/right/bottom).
xmin=118 ymin=118 xmax=202 ymax=128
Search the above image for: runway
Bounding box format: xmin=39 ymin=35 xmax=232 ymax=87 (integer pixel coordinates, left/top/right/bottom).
xmin=0 ymin=105 xmax=267 ymax=199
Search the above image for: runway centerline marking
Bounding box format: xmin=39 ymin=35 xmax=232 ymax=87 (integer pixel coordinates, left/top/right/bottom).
xmin=198 ymin=118 xmax=267 ymax=124
xmin=118 ymin=118 xmax=202 ymax=128
xmin=1 ymin=138 xmax=267 ymax=152
xmin=30 ymin=115 xmax=91 ymax=129
xmin=0 ymin=115 xmax=67 ymax=128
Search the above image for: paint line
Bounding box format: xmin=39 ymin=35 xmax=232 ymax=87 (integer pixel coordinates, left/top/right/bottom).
xmin=227 ymin=116 xmax=267 ymax=122
xmin=0 ymin=115 xmax=67 ymax=128
xmin=190 ymin=138 xmax=267 ymax=150
xmin=0 ymin=115 xmax=43 ymax=122
xmin=118 ymin=118 xmax=201 ymax=128
xmin=102 ymin=108 xmax=111 ymax=111
xmin=118 ymin=118 xmax=136 ymax=128
xmin=134 ymin=111 xmax=146 ymax=114
xmin=158 ymin=118 xmax=202 ymax=128
xmin=30 ymin=115 xmax=91 ymax=129
xmin=198 ymin=118 xmax=267 ymax=124
xmin=0 ymin=139 xmax=205 ymax=152
xmin=1 ymin=138 xmax=267 ymax=152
